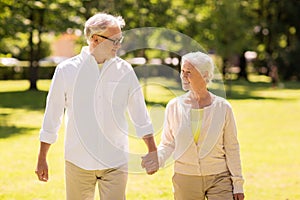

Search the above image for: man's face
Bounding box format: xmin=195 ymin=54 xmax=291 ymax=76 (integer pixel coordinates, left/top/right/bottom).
xmin=90 ymin=25 xmax=123 ymax=62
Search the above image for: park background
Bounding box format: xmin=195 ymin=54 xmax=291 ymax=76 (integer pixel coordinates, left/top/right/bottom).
xmin=1 ymin=0 xmax=300 ymax=199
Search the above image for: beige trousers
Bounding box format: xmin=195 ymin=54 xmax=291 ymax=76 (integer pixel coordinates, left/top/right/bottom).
xmin=65 ymin=161 xmax=127 ymax=200
xmin=172 ymin=171 xmax=233 ymax=200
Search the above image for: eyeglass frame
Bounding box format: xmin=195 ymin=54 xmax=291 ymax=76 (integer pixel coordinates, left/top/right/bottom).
xmin=95 ymin=34 xmax=124 ymax=45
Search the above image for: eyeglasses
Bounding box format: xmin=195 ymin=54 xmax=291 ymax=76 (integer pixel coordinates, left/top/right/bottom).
xmin=96 ymin=34 xmax=124 ymax=45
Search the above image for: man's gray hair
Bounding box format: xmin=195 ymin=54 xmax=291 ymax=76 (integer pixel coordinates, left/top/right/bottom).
xmin=182 ymin=51 xmax=215 ymax=84
xmin=84 ymin=13 xmax=125 ymax=42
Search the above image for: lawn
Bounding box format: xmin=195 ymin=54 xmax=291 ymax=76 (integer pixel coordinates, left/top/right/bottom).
xmin=0 ymin=77 xmax=300 ymax=200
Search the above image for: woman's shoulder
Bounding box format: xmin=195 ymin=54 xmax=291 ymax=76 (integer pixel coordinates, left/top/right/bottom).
xmin=166 ymin=94 xmax=184 ymax=108
xmin=166 ymin=93 xmax=190 ymax=110
xmin=166 ymin=96 xmax=180 ymax=107
xmin=212 ymin=94 xmax=232 ymax=108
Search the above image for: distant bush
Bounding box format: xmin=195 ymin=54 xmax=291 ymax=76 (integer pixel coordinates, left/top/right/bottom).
xmin=0 ymin=66 xmax=56 ymax=80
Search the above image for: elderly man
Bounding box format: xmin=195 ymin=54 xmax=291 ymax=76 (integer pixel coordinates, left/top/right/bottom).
xmin=35 ymin=13 xmax=158 ymax=200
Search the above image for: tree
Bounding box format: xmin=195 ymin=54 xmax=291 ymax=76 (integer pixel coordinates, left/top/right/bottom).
xmin=196 ymin=0 xmax=255 ymax=76
xmin=1 ymin=0 xmax=299 ymax=83
xmin=0 ymin=0 xmax=84 ymax=90
xmin=251 ymin=0 xmax=300 ymax=80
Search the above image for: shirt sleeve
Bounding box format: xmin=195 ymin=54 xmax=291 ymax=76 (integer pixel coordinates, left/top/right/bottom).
xmin=39 ymin=66 xmax=66 ymax=144
xmin=223 ymin=103 xmax=244 ymax=194
xmin=157 ymin=102 xmax=175 ymax=168
xmin=127 ymin=71 xmax=154 ymax=138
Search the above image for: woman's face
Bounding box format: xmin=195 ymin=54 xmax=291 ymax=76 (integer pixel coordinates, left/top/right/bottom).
xmin=180 ymin=60 xmax=207 ymax=92
xmin=180 ymin=61 xmax=192 ymax=91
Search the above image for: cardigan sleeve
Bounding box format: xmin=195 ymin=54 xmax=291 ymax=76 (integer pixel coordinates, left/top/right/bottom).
xmin=157 ymin=101 xmax=176 ymax=167
xmin=223 ymin=103 xmax=244 ymax=194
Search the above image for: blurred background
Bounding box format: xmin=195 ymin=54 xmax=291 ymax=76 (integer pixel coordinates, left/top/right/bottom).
xmin=1 ymin=0 xmax=300 ymax=89
xmin=1 ymin=1 xmax=300 ymax=199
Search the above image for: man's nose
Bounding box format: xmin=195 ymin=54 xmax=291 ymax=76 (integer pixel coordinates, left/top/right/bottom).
xmin=181 ymin=72 xmax=188 ymax=78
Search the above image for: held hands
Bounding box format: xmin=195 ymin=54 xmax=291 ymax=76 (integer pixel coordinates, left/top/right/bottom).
xmin=234 ymin=193 xmax=245 ymax=200
xmin=141 ymin=151 xmax=159 ymax=175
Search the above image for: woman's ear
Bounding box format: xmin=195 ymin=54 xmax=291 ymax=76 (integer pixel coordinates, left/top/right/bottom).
xmin=201 ymin=71 xmax=209 ymax=83
xmin=201 ymin=71 xmax=208 ymax=78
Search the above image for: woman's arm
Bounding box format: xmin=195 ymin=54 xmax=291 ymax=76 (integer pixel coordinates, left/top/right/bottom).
xmin=223 ymin=104 xmax=244 ymax=195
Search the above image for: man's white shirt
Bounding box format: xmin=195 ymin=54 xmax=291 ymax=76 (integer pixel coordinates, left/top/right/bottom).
xmin=40 ymin=47 xmax=153 ymax=170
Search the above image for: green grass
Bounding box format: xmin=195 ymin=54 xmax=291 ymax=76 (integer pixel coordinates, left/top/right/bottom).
xmin=1 ymin=77 xmax=300 ymax=199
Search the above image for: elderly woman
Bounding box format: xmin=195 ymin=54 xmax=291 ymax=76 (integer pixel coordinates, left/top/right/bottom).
xmin=157 ymin=52 xmax=244 ymax=200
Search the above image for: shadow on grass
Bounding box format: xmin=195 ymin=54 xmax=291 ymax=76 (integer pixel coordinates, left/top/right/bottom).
xmin=1 ymin=80 xmax=299 ymax=111
xmin=0 ymin=125 xmax=36 ymax=139
xmin=225 ymin=90 xmax=278 ymax=100
xmin=224 ymin=80 xmax=300 ymax=100
xmin=146 ymin=100 xmax=167 ymax=107
xmin=0 ymin=90 xmax=47 ymax=110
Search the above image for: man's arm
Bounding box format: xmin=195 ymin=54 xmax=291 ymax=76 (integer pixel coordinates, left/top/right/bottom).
xmin=143 ymin=134 xmax=157 ymax=152
xmin=142 ymin=134 xmax=159 ymax=175
xmin=234 ymin=193 xmax=245 ymax=200
xmin=35 ymin=142 xmax=51 ymax=182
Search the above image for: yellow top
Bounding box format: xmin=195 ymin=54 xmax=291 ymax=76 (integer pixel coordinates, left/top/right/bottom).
xmin=98 ymin=63 xmax=103 ymax=72
xmin=191 ymin=108 xmax=204 ymax=143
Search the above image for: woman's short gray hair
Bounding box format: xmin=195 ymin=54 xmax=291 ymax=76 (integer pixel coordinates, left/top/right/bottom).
xmin=84 ymin=13 xmax=125 ymax=42
xmin=182 ymin=51 xmax=215 ymax=84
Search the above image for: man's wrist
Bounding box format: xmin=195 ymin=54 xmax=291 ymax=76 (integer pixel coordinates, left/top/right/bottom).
xmin=147 ymin=146 xmax=157 ymax=152
xmin=142 ymin=134 xmax=157 ymax=152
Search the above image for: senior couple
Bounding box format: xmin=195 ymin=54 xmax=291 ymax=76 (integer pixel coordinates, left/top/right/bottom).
xmin=35 ymin=13 xmax=244 ymax=200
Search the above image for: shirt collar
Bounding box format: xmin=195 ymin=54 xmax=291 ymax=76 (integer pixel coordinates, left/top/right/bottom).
xmin=81 ymin=46 xmax=92 ymax=57
xmin=80 ymin=46 xmax=117 ymax=65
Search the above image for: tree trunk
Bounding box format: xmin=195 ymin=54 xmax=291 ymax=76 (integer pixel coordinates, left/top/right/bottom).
xmin=29 ymin=8 xmax=44 ymax=90
xmin=237 ymin=51 xmax=248 ymax=81
xmin=29 ymin=11 xmax=38 ymax=90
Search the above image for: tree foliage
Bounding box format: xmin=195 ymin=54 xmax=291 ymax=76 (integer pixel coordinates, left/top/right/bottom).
xmin=0 ymin=0 xmax=300 ymax=88
xmin=251 ymin=0 xmax=300 ymax=80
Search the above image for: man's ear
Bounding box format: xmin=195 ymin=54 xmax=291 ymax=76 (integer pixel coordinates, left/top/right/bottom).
xmin=90 ymin=35 xmax=98 ymax=43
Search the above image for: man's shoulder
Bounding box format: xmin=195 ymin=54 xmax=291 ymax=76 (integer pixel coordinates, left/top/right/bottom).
xmin=56 ymin=55 xmax=81 ymax=70
xmin=114 ymin=57 xmax=132 ymax=67
xmin=109 ymin=57 xmax=135 ymax=76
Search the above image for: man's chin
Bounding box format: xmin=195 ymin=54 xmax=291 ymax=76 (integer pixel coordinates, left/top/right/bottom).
xmin=109 ymin=53 xmax=117 ymax=58
xmin=105 ymin=54 xmax=116 ymax=61
xmin=182 ymin=85 xmax=190 ymax=91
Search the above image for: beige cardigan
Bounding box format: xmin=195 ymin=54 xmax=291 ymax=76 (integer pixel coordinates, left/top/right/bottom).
xmin=158 ymin=92 xmax=244 ymax=193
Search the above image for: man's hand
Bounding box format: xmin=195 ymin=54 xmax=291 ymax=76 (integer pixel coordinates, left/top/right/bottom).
xmin=142 ymin=134 xmax=159 ymax=175
xmin=35 ymin=142 xmax=51 ymax=182
xmin=35 ymin=158 xmax=49 ymax=182
xmin=141 ymin=151 xmax=159 ymax=175
xmin=234 ymin=193 xmax=245 ymax=200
